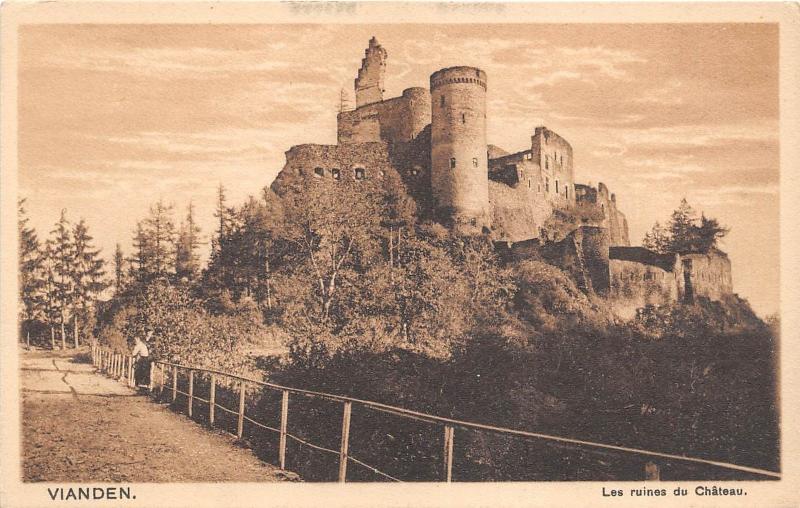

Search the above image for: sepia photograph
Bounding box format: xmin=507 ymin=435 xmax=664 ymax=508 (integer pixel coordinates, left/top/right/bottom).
xmin=2 ymin=2 xmax=799 ymax=507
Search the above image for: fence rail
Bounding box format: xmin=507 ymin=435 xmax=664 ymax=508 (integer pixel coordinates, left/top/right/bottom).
xmin=90 ymin=345 xmax=781 ymax=482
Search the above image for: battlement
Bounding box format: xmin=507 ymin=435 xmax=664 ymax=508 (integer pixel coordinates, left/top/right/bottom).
xmin=430 ymin=67 xmax=487 ymax=91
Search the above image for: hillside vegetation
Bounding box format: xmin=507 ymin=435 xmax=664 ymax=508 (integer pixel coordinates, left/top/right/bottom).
xmin=19 ymin=176 xmax=778 ymax=480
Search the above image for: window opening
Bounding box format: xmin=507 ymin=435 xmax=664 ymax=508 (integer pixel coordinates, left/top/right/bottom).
xmin=313 ymin=167 xmax=324 ymax=178
xmin=450 ymin=158 xmax=456 ymax=170
xmin=355 ymin=167 xmax=365 ymax=180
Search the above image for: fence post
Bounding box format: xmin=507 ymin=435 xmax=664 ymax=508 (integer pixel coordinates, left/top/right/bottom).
xmin=114 ymin=354 xmax=119 ymax=378
xmin=172 ymin=367 xmax=178 ymax=402
xmin=149 ymin=361 xmax=155 ymax=393
xmin=645 ymin=461 xmax=660 ymax=481
xmin=159 ymin=364 xmax=165 ymax=395
xmin=338 ymin=401 xmax=352 ymax=483
xmin=188 ymin=370 xmax=194 ymax=417
xmin=443 ymin=425 xmax=454 ymax=483
xmin=129 ymin=357 xmax=134 ymax=387
xmin=209 ymin=374 xmax=216 ymax=427
xmin=237 ymin=382 xmax=246 ymax=439
xmin=279 ymin=390 xmax=289 ymax=470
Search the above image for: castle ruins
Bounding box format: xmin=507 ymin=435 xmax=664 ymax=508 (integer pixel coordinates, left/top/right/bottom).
xmin=270 ymin=37 xmax=732 ymax=310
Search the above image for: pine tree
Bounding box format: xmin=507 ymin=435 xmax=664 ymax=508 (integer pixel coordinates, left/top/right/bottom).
xmin=643 ymin=199 xmax=729 ymax=255
xmin=144 ymin=199 xmax=177 ymax=279
xmin=175 ymin=200 xmax=203 ymax=282
xmin=667 ymin=198 xmax=697 ymax=254
xmin=130 ymin=221 xmax=151 ymax=282
xmin=18 ymin=199 xmax=45 ymax=346
xmin=339 ymin=88 xmax=352 ymax=113
xmin=114 ymin=243 xmax=127 ymax=292
xmin=49 ymin=210 xmax=75 ymax=348
xmin=212 ymin=184 xmax=230 ymax=254
xmin=41 ymin=239 xmax=60 ymax=349
xmin=71 ymin=219 xmax=108 ymax=347
xmin=694 ymin=214 xmax=729 ymax=253
xmin=642 ymin=221 xmax=670 ymax=254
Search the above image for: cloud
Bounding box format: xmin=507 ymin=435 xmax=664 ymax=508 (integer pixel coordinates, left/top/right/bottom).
xmin=633 ymin=79 xmax=686 ymax=105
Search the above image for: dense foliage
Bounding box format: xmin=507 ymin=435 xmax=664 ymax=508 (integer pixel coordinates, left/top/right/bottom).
xmin=18 ymin=179 xmax=778 ymax=480
xmin=642 ymin=198 xmax=729 ymax=254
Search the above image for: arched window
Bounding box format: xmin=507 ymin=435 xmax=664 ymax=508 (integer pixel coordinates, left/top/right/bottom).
xmin=450 ymin=158 xmax=456 ymax=170
xmin=354 ymin=167 xmax=365 ymax=180
xmin=472 ymin=157 xmax=478 ymax=168
xmin=313 ymin=167 xmax=325 ymax=178
xmin=556 ymin=180 xmax=559 ymax=194
xmin=331 ymin=168 xmax=340 ymax=180
xmin=462 ymin=113 xmax=466 ymax=124
xmin=545 ymin=177 xmax=550 ymax=193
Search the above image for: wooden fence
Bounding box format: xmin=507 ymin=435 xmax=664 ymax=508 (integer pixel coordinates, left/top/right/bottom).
xmin=90 ymin=345 xmax=780 ymax=483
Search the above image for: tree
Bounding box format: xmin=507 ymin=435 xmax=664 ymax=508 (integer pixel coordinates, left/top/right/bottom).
xmin=175 ymin=200 xmax=203 ymax=282
xmin=114 ymin=243 xmax=128 ymax=292
xmin=642 ymin=199 xmax=729 ymax=254
xmin=71 ymin=219 xmax=108 ymax=346
xmin=203 ymin=192 xmax=286 ymax=309
xmin=49 ymin=209 xmax=75 ymax=348
xmin=642 ymin=221 xmax=670 ymax=254
xmin=279 ymin=174 xmax=382 ymax=323
xmin=694 ymin=214 xmax=729 ymax=253
xmin=18 ymin=199 xmax=45 ymax=346
xmin=144 ymin=200 xmax=177 ymax=278
xmin=41 ymin=239 xmax=60 ymax=349
xmin=667 ymin=198 xmax=697 ymax=254
xmin=129 ymin=221 xmax=152 ymax=282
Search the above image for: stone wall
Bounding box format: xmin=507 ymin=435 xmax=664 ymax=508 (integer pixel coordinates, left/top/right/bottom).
xmin=271 ymin=142 xmax=397 ymax=195
xmin=681 ymin=249 xmax=733 ymax=302
xmin=609 ymin=247 xmax=680 ymax=312
xmin=488 ymin=179 xmax=553 ymax=242
xmin=338 ymin=87 xmax=431 ymax=145
xmin=574 ymin=182 xmax=630 ymax=246
xmin=355 ymin=37 xmax=387 ymax=108
xmin=531 ymin=126 xmax=574 ymax=207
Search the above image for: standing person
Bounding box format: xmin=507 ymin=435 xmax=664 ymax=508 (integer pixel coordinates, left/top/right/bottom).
xmin=132 ymin=330 xmax=152 ymax=392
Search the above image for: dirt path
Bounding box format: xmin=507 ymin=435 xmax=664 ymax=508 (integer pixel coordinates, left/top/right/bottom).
xmin=21 ymin=347 xmax=293 ymax=482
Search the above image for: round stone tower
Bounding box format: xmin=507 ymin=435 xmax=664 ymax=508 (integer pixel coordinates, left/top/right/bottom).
xmin=429 ymin=66 xmax=489 ymax=234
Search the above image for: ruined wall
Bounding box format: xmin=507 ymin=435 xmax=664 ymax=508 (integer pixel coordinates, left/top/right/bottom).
xmin=386 ymin=126 xmax=433 ymax=216
xmin=609 ymin=247 xmax=680 ymax=313
xmin=574 ymin=182 xmax=630 ymax=246
xmin=681 ymin=250 xmax=733 ymax=302
xmin=576 ymin=226 xmax=611 ymax=294
xmin=531 ymin=126 xmax=574 ymax=207
xmin=355 ymin=37 xmax=387 ymax=108
xmin=488 ymin=178 xmax=552 ymax=242
xmin=430 ymin=66 xmax=490 ymax=234
xmin=518 ymin=226 xmax=612 ymax=294
xmin=271 ymin=142 xmax=397 ymax=195
xmin=338 ymin=87 xmax=431 ymax=145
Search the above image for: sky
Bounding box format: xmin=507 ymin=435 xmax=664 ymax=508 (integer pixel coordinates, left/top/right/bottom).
xmin=18 ymin=24 xmax=779 ymax=316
